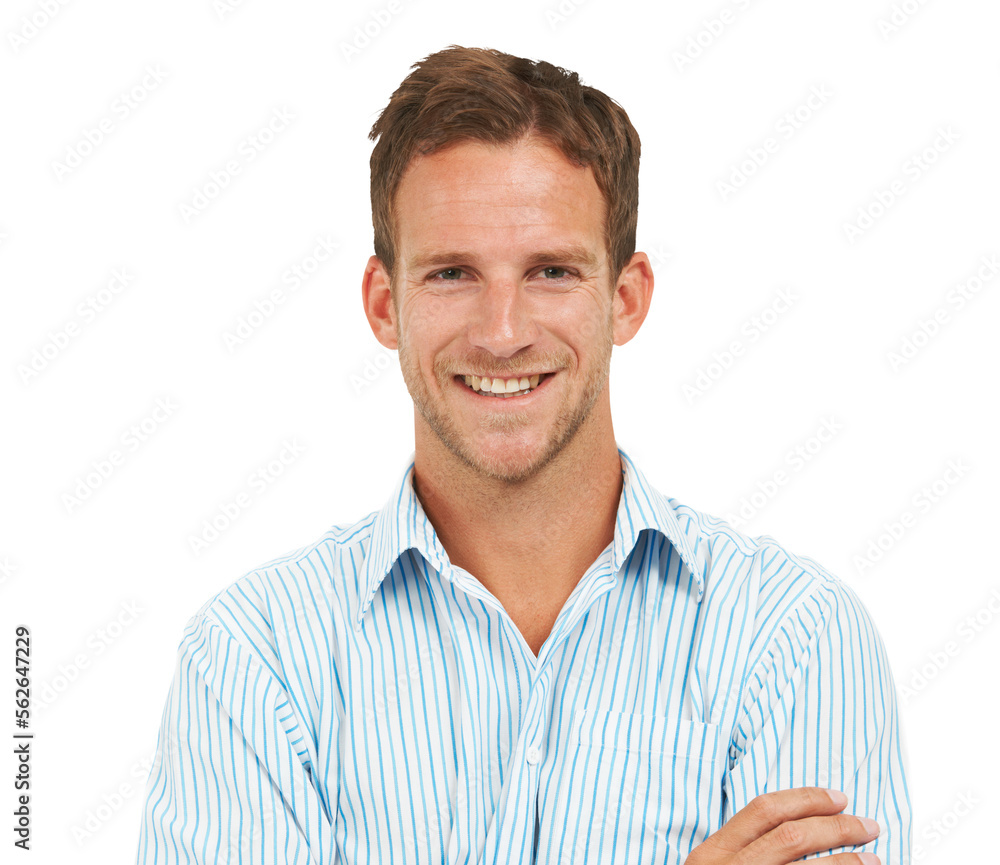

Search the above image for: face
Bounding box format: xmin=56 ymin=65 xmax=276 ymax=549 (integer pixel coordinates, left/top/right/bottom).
xmin=384 ymin=137 xmax=622 ymax=484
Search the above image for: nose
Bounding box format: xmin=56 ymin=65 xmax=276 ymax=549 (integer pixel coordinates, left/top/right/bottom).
xmin=466 ymin=275 xmax=539 ymax=359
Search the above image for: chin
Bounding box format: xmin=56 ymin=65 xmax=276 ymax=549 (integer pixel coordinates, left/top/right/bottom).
xmin=460 ymin=436 xmax=557 ymax=484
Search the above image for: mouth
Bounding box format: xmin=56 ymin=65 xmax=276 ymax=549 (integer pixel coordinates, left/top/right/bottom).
xmin=455 ymin=372 xmax=554 ymax=399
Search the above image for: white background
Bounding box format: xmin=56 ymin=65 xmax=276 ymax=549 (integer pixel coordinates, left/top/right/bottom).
xmin=2 ymin=0 xmax=997 ymax=861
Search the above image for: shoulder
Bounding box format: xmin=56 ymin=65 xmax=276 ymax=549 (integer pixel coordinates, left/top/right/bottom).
xmin=183 ymin=508 xmax=380 ymax=642
xmin=670 ymin=496 xmax=873 ymax=633
xmin=666 ymin=501 xmax=893 ymax=699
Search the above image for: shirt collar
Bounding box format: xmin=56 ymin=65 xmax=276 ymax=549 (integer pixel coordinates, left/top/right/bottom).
xmin=354 ymin=446 xmax=706 ymax=631
xmin=612 ymin=448 xmax=706 ymax=601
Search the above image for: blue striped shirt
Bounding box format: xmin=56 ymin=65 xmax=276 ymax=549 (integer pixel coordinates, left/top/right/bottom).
xmin=136 ymin=447 xmax=912 ymax=864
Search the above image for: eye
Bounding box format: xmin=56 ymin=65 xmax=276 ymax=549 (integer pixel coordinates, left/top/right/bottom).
xmin=534 ymin=266 xmax=578 ymax=283
xmin=431 ymin=267 xmax=466 ymax=280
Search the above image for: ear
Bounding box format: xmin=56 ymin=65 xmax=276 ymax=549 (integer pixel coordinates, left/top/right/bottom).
xmin=611 ymin=251 xmax=654 ymax=346
xmin=362 ymin=255 xmax=398 ymax=350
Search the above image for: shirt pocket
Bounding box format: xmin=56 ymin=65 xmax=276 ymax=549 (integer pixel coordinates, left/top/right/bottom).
xmin=536 ymin=710 xmax=723 ymax=865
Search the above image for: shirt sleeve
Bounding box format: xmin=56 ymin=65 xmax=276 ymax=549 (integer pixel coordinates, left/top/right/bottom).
xmin=135 ymin=609 xmax=337 ymax=864
xmin=721 ymin=554 xmax=913 ymax=864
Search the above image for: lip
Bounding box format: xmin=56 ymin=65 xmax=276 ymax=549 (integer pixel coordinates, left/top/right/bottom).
xmin=453 ymin=372 xmax=556 ymax=404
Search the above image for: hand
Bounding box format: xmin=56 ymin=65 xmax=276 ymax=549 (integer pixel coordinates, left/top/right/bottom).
xmin=685 ymin=788 xmax=881 ymax=864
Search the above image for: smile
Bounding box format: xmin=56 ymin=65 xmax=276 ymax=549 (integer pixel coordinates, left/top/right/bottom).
xmin=458 ymin=373 xmax=552 ymax=398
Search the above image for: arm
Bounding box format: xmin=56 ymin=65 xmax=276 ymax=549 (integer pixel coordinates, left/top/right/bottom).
xmin=135 ymin=611 xmax=337 ymax=864
xmin=686 ymin=787 xmax=881 ymax=864
xmin=720 ymin=567 xmax=912 ymax=863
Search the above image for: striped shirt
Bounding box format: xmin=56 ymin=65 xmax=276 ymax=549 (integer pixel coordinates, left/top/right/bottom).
xmin=136 ymin=447 xmax=912 ymax=864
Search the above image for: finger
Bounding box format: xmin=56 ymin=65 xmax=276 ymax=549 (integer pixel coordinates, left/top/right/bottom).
xmin=809 ymin=854 xmax=880 ymax=865
xmin=709 ymin=788 xmax=851 ymax=851
xmin=738 ymin=813 xmax=880 ymax=865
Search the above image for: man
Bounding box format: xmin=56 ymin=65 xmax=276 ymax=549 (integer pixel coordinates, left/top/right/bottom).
xmin=136 ymin=46 xmax=911 ymax=864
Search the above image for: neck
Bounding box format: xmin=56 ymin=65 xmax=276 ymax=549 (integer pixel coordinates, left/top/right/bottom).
xmin=411 ymin=407 xmax=623 ymax=611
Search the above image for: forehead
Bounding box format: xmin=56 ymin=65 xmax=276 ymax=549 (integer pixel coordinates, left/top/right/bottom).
xmin=394 ymin=137 xmax=606 ymax=267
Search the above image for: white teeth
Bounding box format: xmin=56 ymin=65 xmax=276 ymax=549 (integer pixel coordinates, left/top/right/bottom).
xmin=461 ymin=373 xmax=548 ymax=396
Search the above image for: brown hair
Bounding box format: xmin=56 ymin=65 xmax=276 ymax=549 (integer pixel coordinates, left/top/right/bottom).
xmin=368 ymin=45 xmax=641 ymax=288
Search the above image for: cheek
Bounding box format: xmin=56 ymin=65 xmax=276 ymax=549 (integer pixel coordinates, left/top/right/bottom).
xmin=548 ymin=300 xmax=613 ymax=350
xmin=398 ymin=310 xmax=455 ymax=375
xmin=400 ymin=292 xmax=464 ymax=339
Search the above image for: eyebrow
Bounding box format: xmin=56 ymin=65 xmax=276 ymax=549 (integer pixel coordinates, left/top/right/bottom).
xmin=407 ymin=245 xmax=600 ymax=272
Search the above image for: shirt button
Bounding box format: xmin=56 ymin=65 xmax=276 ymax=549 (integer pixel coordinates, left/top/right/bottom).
xmin=525 ymin=746 xmax=541 ymax=765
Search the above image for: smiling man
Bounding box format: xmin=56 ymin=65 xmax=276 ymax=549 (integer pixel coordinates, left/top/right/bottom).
xmin=136 ymin=46 xmax=911 ymax=865
xmin=365 ymin=133 xmax=633 ymax=657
